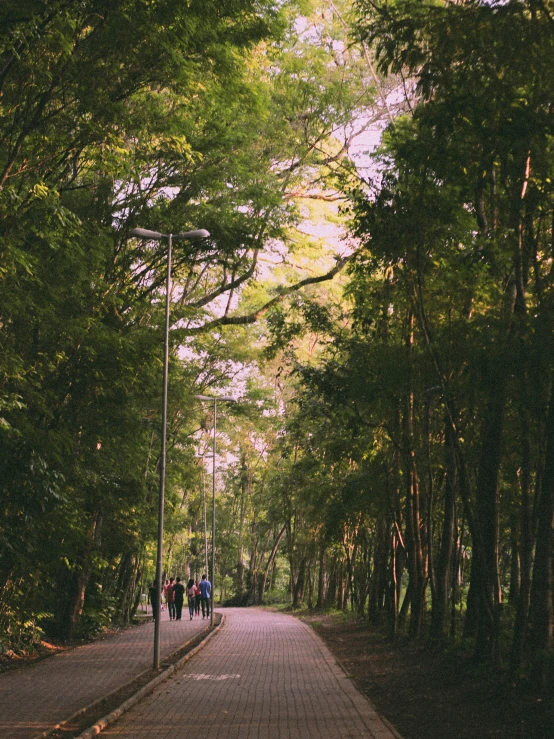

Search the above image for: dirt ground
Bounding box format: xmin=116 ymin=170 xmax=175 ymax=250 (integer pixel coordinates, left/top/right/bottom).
xmin=298 ymin=612 xmax=553 ymax=739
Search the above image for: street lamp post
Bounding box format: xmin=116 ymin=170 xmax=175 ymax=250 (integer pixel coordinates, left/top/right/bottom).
xmin=197 ymin=451 xmax=213 ymax=577
xmin=130 ymin=226 xmax=209 ymax=670
xmin=195 ymin=394 xmax=235 ymax=626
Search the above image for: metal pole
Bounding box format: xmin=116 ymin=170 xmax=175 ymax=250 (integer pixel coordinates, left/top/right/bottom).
xmin=130 ymin=228 xmax=209 ymax=668
xmin=211 ymin=398 xmax=216 ymax=627
xmin=154 ymin=233 xmax=172 ymax=670
xmin=202 ymin=455 xmax=208 ymax=575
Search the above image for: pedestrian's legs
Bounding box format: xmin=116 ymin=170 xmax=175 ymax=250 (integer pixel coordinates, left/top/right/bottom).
xmin=201 ymin=597 xmax=207 ymax=618
xmin=188 ymin=597 xmax=194 ymax=620
xmin=195 ymin=595 xmax=201 ymax=616
xmin=168 ymin=601 xmax=176 ymax=620
xmin=175 ymin=600 xmax=183 ymax=620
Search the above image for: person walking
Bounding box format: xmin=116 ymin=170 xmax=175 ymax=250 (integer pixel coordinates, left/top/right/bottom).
xmin=147 ymin=581 xmax=158 ymax=622
xmin=165 ymin=577 xmax=176 ymax=621
xmin=186 ymin=579 xmax=196 ymax=621
xmin=173 ymin=577 xmax=185 ymax=620
xmin=199 ymin=574 xmax=211 ymax=619
xmin=194 ymin=579 xmax=201 ymax=617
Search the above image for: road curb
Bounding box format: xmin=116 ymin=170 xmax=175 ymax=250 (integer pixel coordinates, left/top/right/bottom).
xmin=75 ymin=614 xmax=224 ymax=738
xmin=30 ymin=615 xmax=223 ymax=739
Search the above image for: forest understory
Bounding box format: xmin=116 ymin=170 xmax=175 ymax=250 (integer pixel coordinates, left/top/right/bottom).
xmin=298 ymin=611 xmax=554 ymax=739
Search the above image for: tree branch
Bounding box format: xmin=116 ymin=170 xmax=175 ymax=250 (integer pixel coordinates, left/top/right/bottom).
xmin=179 ymin=252 xmax=355 ymax=336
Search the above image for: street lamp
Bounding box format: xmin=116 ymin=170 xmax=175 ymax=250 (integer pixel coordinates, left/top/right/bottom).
xmin=196 ymin=451 xmax=213 ymax=577
xmin=130 ymin=226 xmax=210 ymax=670
xmin=195 ymin=394 xmax=236 ymax=626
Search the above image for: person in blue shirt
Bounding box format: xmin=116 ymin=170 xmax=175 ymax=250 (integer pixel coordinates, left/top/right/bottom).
xmin=199 ymin=574 xmax=211 ymax=619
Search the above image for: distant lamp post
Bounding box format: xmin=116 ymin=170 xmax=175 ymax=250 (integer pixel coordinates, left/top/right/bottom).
xmin=130 ymin=226 xmax=209 ymax=670
xmin=196 ymin=451 xmax=213 ymax=577
xmin=195 ymin=394 xmax=236 ymax=626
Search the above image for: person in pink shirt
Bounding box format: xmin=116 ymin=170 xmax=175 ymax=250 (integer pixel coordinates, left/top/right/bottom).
xmin=186 ymin=579 xmax=196 ymax=620
xmin=194 ymin=579 xmax=201 ymax=617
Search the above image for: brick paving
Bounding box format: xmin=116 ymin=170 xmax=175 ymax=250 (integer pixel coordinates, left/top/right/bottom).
xmin=0 ymin=608 xmax=210 ymax=739
xmin=102 ymin=608 xmax=400 ymax=739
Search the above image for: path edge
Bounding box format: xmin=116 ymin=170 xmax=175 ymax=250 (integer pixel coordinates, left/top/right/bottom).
xmin=294 ymin=613 xmax=404 ymax=739
xmin=30 ymin=614 xmax=224 ymax=739
xmin=74 ymin=613 xmax=225 ymax=739
xmin=30 ymin=617 xmax=212 ymax=739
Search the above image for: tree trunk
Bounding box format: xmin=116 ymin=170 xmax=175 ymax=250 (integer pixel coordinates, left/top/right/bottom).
xmin=510 ymin=405 xmax=533 ymax=676
xmin=450 ymin=515 xmax=463 ymax=639
xmin=368 ymin=517 xmax=388 ymax=623
xmin=430 ymin=419 xmax=457 ymax=643
xmin=402 ymin=313 xmax=427 ymax=639
xmin=508 ymin=511 xmax=520 ymax=607
xmin=237 ymin=453 xmax=247 ymax=596
xmin=473 ymin=374 xmax=506 ymax=663
xmin=326 ymin=557 xmax=337 ymax=609
xmin=293 ymin=556 xmax=307 ymax=609
xmin=528 ymin=380 xmax=554 ymax=688
xmin=316 ymin=540 xmax=326 ymax=609
xmin=261 ymin=524 xmax=286 ymax=602
xmin=336 ymin=559 xmax=345 ymax=610
xmin=63 ymin=513 xmax=102 ymax=640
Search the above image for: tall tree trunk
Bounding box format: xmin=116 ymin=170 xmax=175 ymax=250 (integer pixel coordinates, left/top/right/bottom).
xmin=450 ymin=515 xmax=463 ymax=639
xmin=293 ymin=556 xmax=307 ymax=609
xmin=430 ymin=419 xmax=457 ymax=643
xmin=472 ymin=373 xmax=506 ymax=663
xmin=237 ymin=453 xmax=247 ymax=596
xmin=356 ymin=531 xmax=370 ymax=618
xmin=510 ymin=406 xmax=533 ymax=675
xmin=326 ymin=557 xmax=337 ymax=609
xmin=317 ymin=540 xmax=326 ymax=609
xmin=64 ymin=513 xmax=102 ymax=640
xmin=389 ymin=526 xmax=399 ymax=637
xmin=336 ymin=559 xmax=345 ymax=610
xmin=509 ymin=508 xmax=521 ymax=607
xmin=528 ymin=379 xmax=554 ymax=688
xmin=402 ymin=313 xmax=427 ymax=639
xmin=261 ymin=524 xmax=286 ymax=602
xmin=368 ymin=517 xmax=388 ymax=623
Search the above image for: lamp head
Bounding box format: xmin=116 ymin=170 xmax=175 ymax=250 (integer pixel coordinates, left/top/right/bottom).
xmin=195 ymin=394 xmax=236 ymax=403
xmin=130 ymin=227 xmax=164 ymax=240
xmin=130 ymin=228 xmax=210 ymax=241
xmin=175 ymin=229 xmax=210 ymax=240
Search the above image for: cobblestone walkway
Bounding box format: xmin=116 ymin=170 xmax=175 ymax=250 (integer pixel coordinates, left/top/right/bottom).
xmin=102 ymin=608 xmax=399 ymax=739
xmin=0 ymin=609 xmax=210 ymax=739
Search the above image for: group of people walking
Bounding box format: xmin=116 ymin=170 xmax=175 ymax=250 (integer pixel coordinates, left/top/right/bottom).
xmin=149 ymin=575 xmax=212 ymax=621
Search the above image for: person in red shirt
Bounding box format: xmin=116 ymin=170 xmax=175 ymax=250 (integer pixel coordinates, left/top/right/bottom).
xmin=165 ymin=577 xmax=176 ymax=620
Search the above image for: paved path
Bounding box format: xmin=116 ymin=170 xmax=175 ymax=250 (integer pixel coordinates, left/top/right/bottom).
xmin=0 ymin=608 xmax=210 ymax=739
xmin=102 ymin=608 xmax=399 ymax=739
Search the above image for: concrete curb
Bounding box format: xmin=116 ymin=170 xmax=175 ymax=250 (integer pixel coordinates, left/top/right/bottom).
xmin=75 ymin=614 xmax=224 ymax=738
xmin=30 ymin=617 xmax=201 ymax=739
